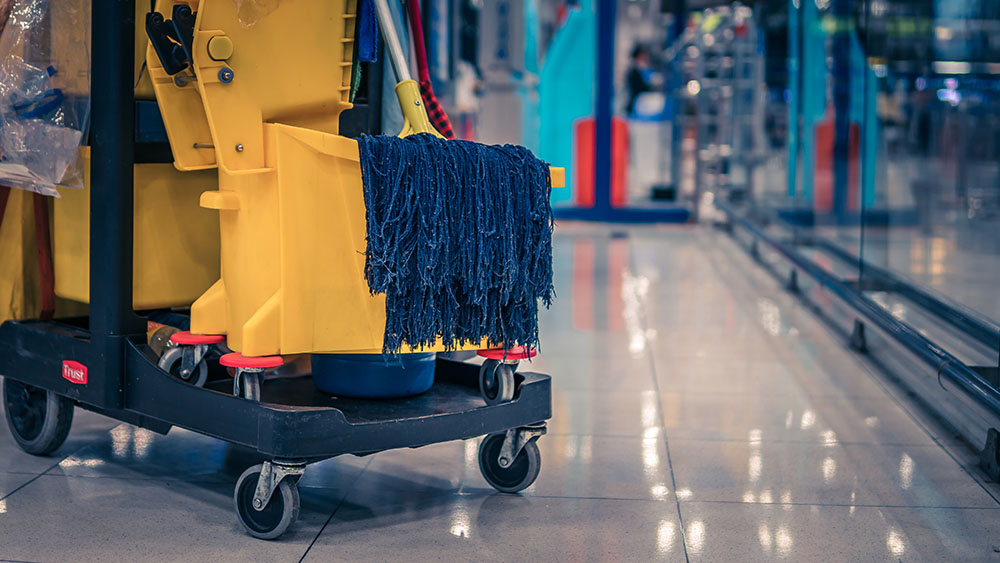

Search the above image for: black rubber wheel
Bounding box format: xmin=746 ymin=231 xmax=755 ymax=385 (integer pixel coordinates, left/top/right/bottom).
xmin=2 ymin=377 xmax=74 ymax=456
xmin=234 ymin=464 xmax=300 ymax=540
xmin=478 ymin=433 xmax=541 ymax=494
xmin=157 ymin=346 xmax=209 ymax=387
xmin=479 ymin=360 xmax=515 ymax=405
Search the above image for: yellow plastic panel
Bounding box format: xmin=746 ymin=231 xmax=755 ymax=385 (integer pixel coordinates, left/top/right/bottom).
xmin=53 ymin=149 xmax=221 ymax=309
xmin=190 ymin=279 xmax=227 ymax=335
xmin=271 ymin=124 xmax=384 ymax=353
xmin=206 ymin=34 xmax=233 ymax=61
xmin=550 ymin=167 xmax=565 ymax=188
xmin=147 ymin=0 xmax=217 ymax=171
xmin=191 ymin=163 xmax=280 ymax=352
xmin=200 ymin=190 xmax=239 ymax=210
xmin=192 ymin=0 xmax=357 ymax=172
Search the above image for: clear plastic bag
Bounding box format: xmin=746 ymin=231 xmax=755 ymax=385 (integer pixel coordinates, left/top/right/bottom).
xmin=0 ymin=0 xmax=89 ymax=197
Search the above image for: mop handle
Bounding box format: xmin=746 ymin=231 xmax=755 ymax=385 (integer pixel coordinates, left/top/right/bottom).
xmin=372 ymin=0 xmax=412 ymax=84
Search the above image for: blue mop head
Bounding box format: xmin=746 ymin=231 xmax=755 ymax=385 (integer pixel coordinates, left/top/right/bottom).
xmin=357 ymin=133 xmax=555 ymax=355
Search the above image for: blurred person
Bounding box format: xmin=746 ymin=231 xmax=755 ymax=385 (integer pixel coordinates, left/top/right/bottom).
xmin=625 ymin=45 xmax=653 ymax=116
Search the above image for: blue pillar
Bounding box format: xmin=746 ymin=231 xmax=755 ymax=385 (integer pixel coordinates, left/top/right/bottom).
xmin=832 ymin=0 xmax=852 ymax=223
xmin=786 ymin=0 xmax=800 ymax=199
xmin=594 ymin=0 xmax=615 ymax=216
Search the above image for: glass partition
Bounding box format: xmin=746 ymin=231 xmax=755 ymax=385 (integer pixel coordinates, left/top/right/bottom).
xmin=858 ymin=0 xmax=1000 ymax=322
xmin=711 ymin=0 xmax=999 ymax=369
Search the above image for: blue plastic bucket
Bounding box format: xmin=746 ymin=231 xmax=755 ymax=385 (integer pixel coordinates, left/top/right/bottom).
xmin=310 ymin=353 xmax=436 ymax=399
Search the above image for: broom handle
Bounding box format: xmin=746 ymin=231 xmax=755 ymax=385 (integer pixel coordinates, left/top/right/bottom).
xmin=372 ymin=0 xmax=412 ymax=84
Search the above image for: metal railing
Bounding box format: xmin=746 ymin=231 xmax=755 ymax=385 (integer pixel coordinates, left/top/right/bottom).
xmin=717 ymin=201 xmax=1000 ymax=442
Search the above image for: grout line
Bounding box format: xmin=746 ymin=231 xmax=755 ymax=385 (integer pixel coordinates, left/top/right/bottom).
xmin=298 ymin=456 xmax=375 ymax=563
xmin=0 ymin=439 xmax=94 ymax=503
xmin=343 ymin=489 xmax=1000 ymax=511
xmin=0 ymin=459 xmax=67 ymax=502
xmin=384 ymin=484 xmax=1000 ymax=511
xmin=544 ymin=431 xmax=942 ymax=447
xmin=683 ymin=499 xmax=1000 ymax=510
xmin=516 ymin=493 xmax=1000 ymax=510
xmin=16 ymin=473 xmax=237 ymax=484
xmin=631 ymin=238 xmax=691 ymax=563
xmin=651 ymin=363 xmax=691 ymax=563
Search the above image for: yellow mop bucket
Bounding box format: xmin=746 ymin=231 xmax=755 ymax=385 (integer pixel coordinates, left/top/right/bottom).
xmin=146 ymin=0 xmax=561 ymax=357
xmin=192 ymin=124 xmax=408 ymax=356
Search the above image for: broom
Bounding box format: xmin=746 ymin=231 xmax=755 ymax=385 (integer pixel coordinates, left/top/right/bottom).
xmin=359 ymin=0 xmax=556 ymax=355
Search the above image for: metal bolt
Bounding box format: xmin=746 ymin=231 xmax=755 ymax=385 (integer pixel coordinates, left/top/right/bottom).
xmin=499 ymin=456 xmax=510 ymax=468
xmin=414 ymin=99 xmax=421 ymax=105
xmin=253 ymin=498 xmax=262 ymax=509
xmin=218 ymin=67 xmax=234 ymax=83
xmin=235 ymin=144 xmax=244 ymax=153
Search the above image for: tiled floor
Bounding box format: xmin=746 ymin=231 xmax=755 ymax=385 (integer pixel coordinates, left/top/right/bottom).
xmin=2 ymin=224 xmax=999 ymax=562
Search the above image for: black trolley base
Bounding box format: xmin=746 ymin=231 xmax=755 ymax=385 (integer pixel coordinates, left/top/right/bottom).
xmin=0 ymin=319 xmax=552 ymax=539
xmin=0 ymin=0 xmax=554 ymax=540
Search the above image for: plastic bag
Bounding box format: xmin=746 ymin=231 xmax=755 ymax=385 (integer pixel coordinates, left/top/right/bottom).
xmin=0 ymin=0 xmax=89 ymax=197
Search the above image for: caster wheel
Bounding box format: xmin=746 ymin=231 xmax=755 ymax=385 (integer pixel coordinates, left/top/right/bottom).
xmin=2 ymin=378 xmax=74 ymax=456
xmin=239 ymin=372 xmax=262 ymax=401
xmin=479 ymin=360 xmax=515 ymax=405
xmin=478 ymin=432 xmax=541 ymax=493
xmin=234 ymin=464 xmax=300 ymax=540
xmin=157 ymin=347 xmax=209 ymax=387
xmin=148 ymin=325 xmax=180 ymax=358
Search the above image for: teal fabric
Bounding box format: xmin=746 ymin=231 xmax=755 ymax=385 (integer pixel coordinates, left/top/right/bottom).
xmin=519 ymin=0 xmax=541 ymax=154
xmin=538 ymin=1 xmax=595 ymax=205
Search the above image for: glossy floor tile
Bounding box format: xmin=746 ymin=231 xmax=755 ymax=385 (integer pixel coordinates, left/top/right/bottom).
xmin=669 ymin=439 xmax=996 ymax=508
xmin=659 ymin=393 xmax=937 ymax=445
xmin=1 ymin=224 xmax=998 ymax=561
xmin=679 ymin=502 xmax=1000 ymax=562
xmin=305 ymin=495 xmax=687 ymax=563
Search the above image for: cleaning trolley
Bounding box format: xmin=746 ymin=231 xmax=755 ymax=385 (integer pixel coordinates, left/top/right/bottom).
xmin=0 ymin=0 xmax=562 ymax=539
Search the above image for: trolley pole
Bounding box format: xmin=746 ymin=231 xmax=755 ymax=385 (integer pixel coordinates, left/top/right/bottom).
xmin=90 ymin=0 xmax=143 ymax=406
